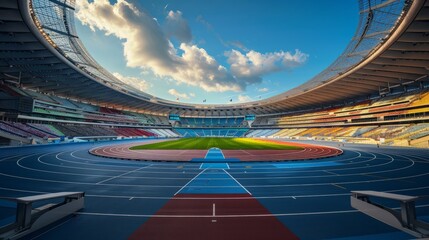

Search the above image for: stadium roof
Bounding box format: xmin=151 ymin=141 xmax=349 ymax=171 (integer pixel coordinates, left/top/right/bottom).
xmin=0 ymin=0 xmax=428 ymax=116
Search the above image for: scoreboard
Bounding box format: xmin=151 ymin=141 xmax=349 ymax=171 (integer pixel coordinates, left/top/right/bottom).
xmin=169 ymin=114 xmax=180 ymax=121
xmin=245 ymin=115 xmax=256 ymax=121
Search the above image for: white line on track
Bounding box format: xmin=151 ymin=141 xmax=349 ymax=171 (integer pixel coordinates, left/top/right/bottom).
xmin=324 ymin=170 xmax=338 ymax=176
xmin=5 ymin=152 xmax=425 ymax=188
xmin=174 ymin=169 xmax=207 ymax=195
xmin=0 ymin=154 xmax=24 ymax=162
xmin=213 ymin=203 xmax=216 ymax=217
xmin=3 ymin=183 xmax=429 ymax=200
xmin=1 ymin=147 xmax=427 ymax=198
xmin=70 ymin=148 xmax=368 ymax=172
xmin=58 ymin=152 xmax=388 ymax=177
xmin=331 ymin=183 xmax=347 ymax=190
xmin=223 ymin=169 xmax=252 ymax=195
xmin=204 ymin=149 xmax=210 ymax=159
xmin=73 ymin=203 xmax=429 ymax=218
xmin=17 ymin=153 xmax=142 ymax=178
xmin=78 ymin=147 xmax=364 ymax=168
xmin=96 ymin=165 xmax=153 ymax=185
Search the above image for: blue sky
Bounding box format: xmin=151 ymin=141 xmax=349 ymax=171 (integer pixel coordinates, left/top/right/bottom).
xmin=75 ymin=0 xmax=358 ymax=104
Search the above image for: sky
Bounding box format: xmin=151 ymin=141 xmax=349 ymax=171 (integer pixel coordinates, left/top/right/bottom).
xmin=74 ymin=0 xmax=359 ymax=104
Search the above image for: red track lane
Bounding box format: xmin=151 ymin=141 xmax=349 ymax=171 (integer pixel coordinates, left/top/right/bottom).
xmin=90 ymin=139 xmax=342 ymax=162
xmin=128 ymin=194 xmax=299 ymax=240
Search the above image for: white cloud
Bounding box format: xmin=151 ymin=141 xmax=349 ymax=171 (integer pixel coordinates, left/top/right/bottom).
xmin=112 ymin=72 xmax=150 ymax=92
xmin=225 ymin=49 xmax=308 ymax=84
xmin=76 ymin=0 xmax=176 ymax=70
xmin=237 ymin=94 xmax=253 ymax=103
xmin=168 ymin=88 xmax=191 ymax=99
xmin=76 ymin=0 xmax=308 ymax=94
xmin=228 ymin=40 xmax=248 ymax=51
xmin=164 ymin=10 xmax=192 ymax=43
xmin=258 ymin=87 xmax=269 ymax=92
xmin=76 ymin=0 xmax=242 ymax=93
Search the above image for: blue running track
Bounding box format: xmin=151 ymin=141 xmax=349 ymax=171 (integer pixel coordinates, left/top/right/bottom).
xmin=0 ymin=139 xmax=428 ymax=239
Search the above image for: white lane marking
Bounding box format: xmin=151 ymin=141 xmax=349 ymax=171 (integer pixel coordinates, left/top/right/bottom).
xmin=219 ymin=149 xmax=225 ymax=159
xmin=57 ymin=152 xmax=203 ymax=173
xmin=222 ymin=169 xmax=252 ymax=195
xmin=79 ymin=148 xmax=364 ymax=166
xmin=2 ymin=164 xmax=426 ymax=188
xmin=5 ymin=152 xmax=422 ymax=188
xmin=204 ymin=148 xmax=225 ymax=159
xmin=31 ymin=154 xmax=199 ymax=179
xmin=324 ymin=170 xmax=338 ymax=176
xmin=213 ymin=203 xmax=216 ymax=217
xmin=292 ymin=196 xmax=296 ymax=200
xmin=74 ymin=203 xmax=429 ymax=218
xmin=68 ymin=149 xmax=374 ymax=174
xmin=331 ymin=183 xmax=347 ymax=190
xmin=0 ymin=154 xmax=24 ymax=162
xmin=2 ymin=149 xmax=423 ymax=190
xmin=174 ymin=169 xmax=207 ymax=195
xmin=226 ymin=163 xmax=230 ymax=169
xmin=204 ymin=149 xmax=211 ymax=159
xmin=3 ymin=183 xmax=429 ymax=200
xmin=26 ymin=152 xmax=214 ymax=179
xmin=96 ymin=165 xmax=152 ymax=185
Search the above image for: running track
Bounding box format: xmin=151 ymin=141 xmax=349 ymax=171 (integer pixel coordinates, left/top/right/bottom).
xmin=89 ymin=139 xmax=343 ymax=161
xmin=1 ymin=139 xmax=429 ymax=239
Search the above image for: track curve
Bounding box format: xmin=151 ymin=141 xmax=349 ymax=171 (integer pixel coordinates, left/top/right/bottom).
xmin=89 ymin=139 xmax=343 ymax=162
xmin=1 ymin=139 xmax=429 ymax=239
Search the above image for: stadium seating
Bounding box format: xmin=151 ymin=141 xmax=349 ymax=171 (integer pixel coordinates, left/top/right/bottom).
xmin=28 ymin=123 xmax=65 ymax=137
xmin=1 ymin=84 xmax=429 ymax=147
xmin=246 ymin=122 xmax=429 ymax=147
xmin=174 ymin=128 xmax=248 ymax=137
xmin=0 ymin=121 xmax=31 ymax=138
xmin=0 ymin=121 xmax=63 ymax=140
xmin=178 ymin=117 xmax=245 ymax=127
xmin=253 ymin=90 xmax=429 ymax=128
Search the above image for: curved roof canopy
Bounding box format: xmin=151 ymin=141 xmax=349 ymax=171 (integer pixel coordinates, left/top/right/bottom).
xmin=0 ymin=0 xmax=428 ymax=116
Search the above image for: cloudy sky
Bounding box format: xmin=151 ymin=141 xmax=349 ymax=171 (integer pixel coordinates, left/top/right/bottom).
xmin=75 ymin=0 xmax=358 ymax=104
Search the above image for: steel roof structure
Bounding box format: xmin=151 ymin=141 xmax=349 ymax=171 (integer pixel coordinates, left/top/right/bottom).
xmin=0 ymin=0 xmax=428 ymax=116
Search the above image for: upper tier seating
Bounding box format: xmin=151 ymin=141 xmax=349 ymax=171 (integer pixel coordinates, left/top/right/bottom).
xmin=174 ymin=128 xmax=248 ymax=137
xmin=253 ymin=90 xmax=429 ymax=128
xmin=179 ymin=117 xmax=245 ymax=127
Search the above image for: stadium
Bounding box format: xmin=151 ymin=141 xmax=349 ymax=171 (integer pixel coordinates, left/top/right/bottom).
xmin=0 ymin=0 xmax=429 ymax=239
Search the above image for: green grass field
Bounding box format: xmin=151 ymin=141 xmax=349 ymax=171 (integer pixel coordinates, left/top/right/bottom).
xmin=130 ymin=138 xmax=303 ymax=150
